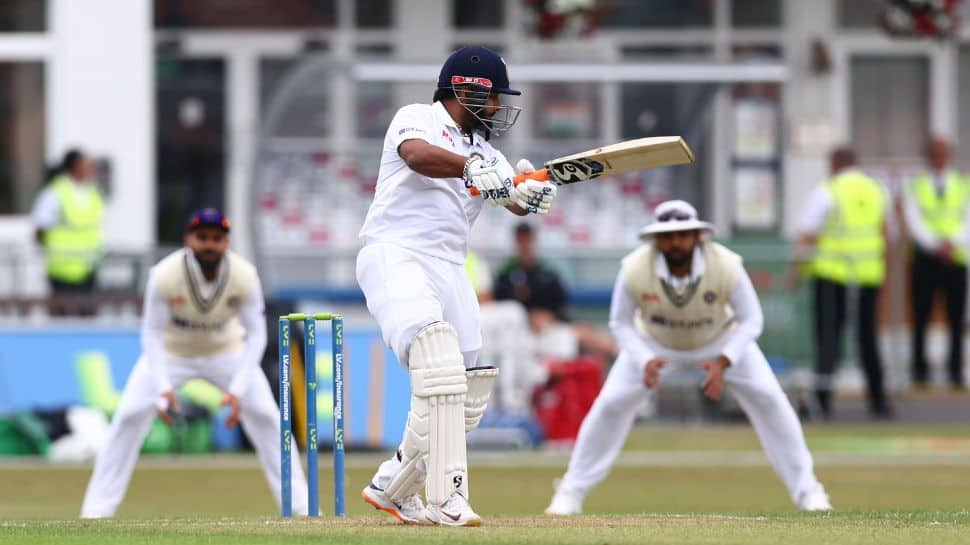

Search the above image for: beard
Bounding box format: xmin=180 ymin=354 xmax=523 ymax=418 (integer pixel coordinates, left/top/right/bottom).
xmin=194 ymin=250 xmax=222 ymax=272
xmin=461 ymin=107 xmax=493 ymax=134
xmin=662 ymin=249 xmax=692 ymax=270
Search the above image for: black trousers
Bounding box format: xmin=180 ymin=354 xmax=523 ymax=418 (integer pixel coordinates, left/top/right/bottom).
xmin=48 ymin=274 xmax=97 ymax=317
xmin=813 ymin=278 xmax=889 ymax=416
xmin=910 ymin=248 xmax=967 ymax=387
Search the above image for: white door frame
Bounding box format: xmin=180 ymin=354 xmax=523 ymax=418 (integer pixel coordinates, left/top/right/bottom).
xmin=160 ymin=32 xmax=308 ymax=259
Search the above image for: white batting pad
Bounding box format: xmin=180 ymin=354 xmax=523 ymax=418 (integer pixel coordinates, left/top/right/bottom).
xmin=384 ymin=322 xmax=468 ymax=505
xmin=464 ymin=366 xmax=499 ymax=432
xmin=382 ymin=410 xmax=428 ymax=501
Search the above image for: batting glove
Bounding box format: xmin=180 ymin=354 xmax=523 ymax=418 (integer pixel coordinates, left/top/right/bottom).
xmin=464 ymin=157 xmax=515 ymax=207
xmin=512 ymin=159 xmax=557 ymax=215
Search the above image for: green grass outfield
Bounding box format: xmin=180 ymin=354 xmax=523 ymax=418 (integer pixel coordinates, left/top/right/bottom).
xmin=3 ymin=513 xmax=969 ymax=545
xmin=2 ymin=425 xmax=969 ymax=544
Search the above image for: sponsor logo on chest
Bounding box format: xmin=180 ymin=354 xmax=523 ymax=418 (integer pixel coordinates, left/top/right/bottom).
xmin=171 ymin=315 xmax=230 ymax=331
xmin=441 ymin=129 xmax=456 ymax=148
xmin=649 ymin=315 xmax=715 ymax=329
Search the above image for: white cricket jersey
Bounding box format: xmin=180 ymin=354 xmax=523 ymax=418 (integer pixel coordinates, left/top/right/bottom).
xmin=608 ymin=243 xmax=764 ymax=372
xmin=358 ymin=101 xmax=513 ymax=264
xmin=622 ymin=242 xmax=740 ymax=351
xmin=141 ymin=248 xmax=267 ymax=396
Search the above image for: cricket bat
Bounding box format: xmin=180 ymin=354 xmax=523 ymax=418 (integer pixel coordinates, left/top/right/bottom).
xmin=470 ymin=136 xmax=694 ymax=195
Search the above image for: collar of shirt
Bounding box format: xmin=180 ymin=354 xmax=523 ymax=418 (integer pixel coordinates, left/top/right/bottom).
xmin=654 ymin=246 xmax=705 ymax=288
xmin=64 ymin=176 xmax=97 ymax=204
xmin=431 ymin=101 xmax=460 ymax=130
xmin=185 ymin=250 xmax=226 ymax=298
xmin=932 ymin=170 xmax=952 ymax=191
xmin=832 ymin=166 xmax=858 ymax=177
xmin=431 ymin=100 xmax=485 ymax=147
xmin=68 ymin=175 xmax=99 ymax=189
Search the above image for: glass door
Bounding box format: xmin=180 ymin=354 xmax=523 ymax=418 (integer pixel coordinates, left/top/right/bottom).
xmin=155 ymin=57 xmax=227 ymax=244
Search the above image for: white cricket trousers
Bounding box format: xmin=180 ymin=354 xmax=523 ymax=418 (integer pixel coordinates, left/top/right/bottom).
xmin=356 ymin=242 xmax=483 ymax=492
xmin=558 ymin=343 xmax=824 ymax=506
xmin=355 ymin=242 xmax=482 ymax=367
xmin=80 ymin=348 xmax=309 ymax=518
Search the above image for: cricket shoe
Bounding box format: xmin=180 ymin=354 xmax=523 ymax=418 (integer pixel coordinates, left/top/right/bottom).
xmin=424 ymin=491 xmax=482 ymax=527
xmin=545 ymin=487 xmax=583 ymax=516
xmin=361 ymin=484 xmax=432 ymax=525
xmin=797 ymin=488 xmax=833 ymax=511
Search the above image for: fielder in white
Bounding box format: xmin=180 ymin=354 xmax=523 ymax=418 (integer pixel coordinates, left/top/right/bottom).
xmin=357 ymin=46 xmax=558 ymax=526
xmin=81 ymin=208 xmax=309 ymax=518
xmin=545 ymin=200 xmax=832 ymax=515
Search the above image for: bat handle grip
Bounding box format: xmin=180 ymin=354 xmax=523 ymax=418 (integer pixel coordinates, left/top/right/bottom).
xmin=513 ymin=168 xmax=550 ymax=185
xmin=468 ymin=168 xmax=551 ymax=196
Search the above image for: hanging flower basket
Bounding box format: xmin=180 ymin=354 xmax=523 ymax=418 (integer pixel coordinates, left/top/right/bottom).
xmin=881 ymin=0 xmax=964 ymax=39
xmin=522 ymin=0 xmax=599 ymax=39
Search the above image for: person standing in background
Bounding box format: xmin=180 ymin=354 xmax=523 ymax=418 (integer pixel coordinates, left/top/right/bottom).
xmin=31 ymin=149 xmax=105 ymax=316
xmin=902 ymin=137 xmax=970 ymax=391
xmin=794 ymin=147 xmax=893 ymax=419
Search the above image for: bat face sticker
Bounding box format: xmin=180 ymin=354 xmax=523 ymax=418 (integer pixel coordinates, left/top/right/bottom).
xmin=548 ymin=158 xmax=605 ymax=185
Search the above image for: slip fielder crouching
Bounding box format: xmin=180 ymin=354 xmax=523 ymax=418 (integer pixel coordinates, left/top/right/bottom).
xmin=545 ymin=200 xmax=832 ymax=515
xmin=80 ymin=209 xmax=309 ymax=518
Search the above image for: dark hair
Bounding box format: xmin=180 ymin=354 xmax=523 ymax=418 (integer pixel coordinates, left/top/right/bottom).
xmin=60 ymin=149 xmax=84 ymax=174
xmin=514 ymin=222 xmax=534 ymax=236
xmin=45 ymin=149 xmax=84 ymax=183
xmin=433 ymin=87 xmax=455 ymax=103
xmin=830 ymin=147 xmax=856 ymax=172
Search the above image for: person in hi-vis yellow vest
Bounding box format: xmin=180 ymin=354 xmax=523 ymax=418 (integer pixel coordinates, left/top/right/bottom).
xmin=901 ymin=137 xmax=970 ymax=390
xmin=30 ymin=149 xmax=104 ymax=314
xmin=794 ymin=147 xmax=893 ymax=420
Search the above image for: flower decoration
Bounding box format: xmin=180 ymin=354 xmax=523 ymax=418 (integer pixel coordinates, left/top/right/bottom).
xmin=522 ymin=0 xmax=599 ymax=39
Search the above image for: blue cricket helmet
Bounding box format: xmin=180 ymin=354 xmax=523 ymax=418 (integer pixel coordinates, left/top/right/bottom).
xmin=437 ymin=46 xmax=521 ymax=96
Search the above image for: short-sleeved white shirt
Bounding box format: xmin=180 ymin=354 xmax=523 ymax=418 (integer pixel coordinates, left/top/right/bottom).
xmin=31 ymin=177 xmax=96 ymax=229
xmin=358 ymin=101 xmax=513 ymax=264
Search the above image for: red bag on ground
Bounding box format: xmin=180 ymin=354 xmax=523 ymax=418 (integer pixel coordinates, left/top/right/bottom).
xmin=532 ymin=355 xmax=605 ymax=442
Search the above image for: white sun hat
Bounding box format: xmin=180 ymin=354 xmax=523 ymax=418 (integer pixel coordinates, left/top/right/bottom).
xmin=637 ymin=199 xmax=716 ymax=240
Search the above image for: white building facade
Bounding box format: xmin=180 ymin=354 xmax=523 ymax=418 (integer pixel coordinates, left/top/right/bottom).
xmin=0 ymin=0 xmax=966 ymax=297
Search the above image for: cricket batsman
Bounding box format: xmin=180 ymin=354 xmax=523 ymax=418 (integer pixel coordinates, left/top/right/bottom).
xmin=357 ymin=46 xmax=558 ymax=526
xmin=81 ymin=209 xmax=310 ymax=517
xmin=545 ymin=200 xmax=832 ymax=515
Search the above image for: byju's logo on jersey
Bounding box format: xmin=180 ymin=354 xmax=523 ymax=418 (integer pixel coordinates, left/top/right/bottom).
xmin=441 ymin=129 xmax=456 ymax=148
xmin=463 ymin=152 xmax=485 ymax=188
